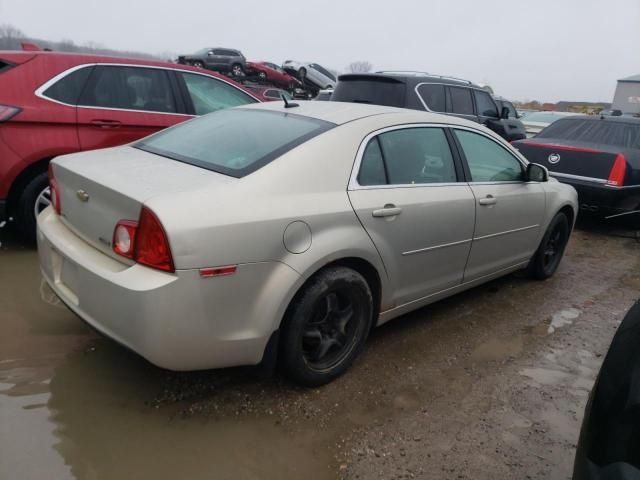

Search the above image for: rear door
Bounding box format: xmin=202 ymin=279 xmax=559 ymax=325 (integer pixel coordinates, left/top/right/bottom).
xmin=348 ymin=126 xmax=475 ymax=307
xmin=76 ymin=65 xmax=190 ymax=151
xmin=452 ymin=128 xmax=546 ymax=281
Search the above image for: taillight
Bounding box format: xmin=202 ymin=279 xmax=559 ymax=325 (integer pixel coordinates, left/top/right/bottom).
xmin=113 ymin=207 xmax=174 ymax=273
xmin=606 ymin=154 xmax=626 ymax=187
xmin=48 ymin=163 xmax=61 ymax=215
xmin=0 ymin=104 xmax=20 ymax=123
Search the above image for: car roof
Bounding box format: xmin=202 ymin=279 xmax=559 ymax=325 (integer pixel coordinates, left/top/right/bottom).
xmin=338 ymin=72 xmax=481 ymax=89
xmin=237 ymin=100 xmax=486 ymax=128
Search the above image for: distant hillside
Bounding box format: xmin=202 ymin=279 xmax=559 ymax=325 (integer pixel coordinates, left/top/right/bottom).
xmin=0 ymin=24 xmax=164 ymax=61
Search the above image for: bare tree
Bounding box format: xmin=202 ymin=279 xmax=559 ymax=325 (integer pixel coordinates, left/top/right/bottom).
xmin=0 ymin=24 xmax=25 ymax=40
xmin=346 ymin=61 xmax=373 ymax=73
xmin=0 ymin=24 xmax=25 ymax=49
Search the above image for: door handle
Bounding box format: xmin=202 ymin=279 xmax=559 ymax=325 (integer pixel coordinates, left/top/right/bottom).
xmin=90 ymin=119 xmax=122 ymax=128
xmin=478 ymin=195 xmax=497 ymax=206
xmin=372 ymin=204 xmax=402 ymax=218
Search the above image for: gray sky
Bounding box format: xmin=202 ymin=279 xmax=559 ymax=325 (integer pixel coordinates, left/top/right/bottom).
xmin=2 ymin=0 xmax=639 ymax=102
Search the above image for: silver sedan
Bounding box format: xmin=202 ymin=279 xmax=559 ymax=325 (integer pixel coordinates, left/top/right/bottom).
xmin=37 ymin=101 xmax=578 ymax=386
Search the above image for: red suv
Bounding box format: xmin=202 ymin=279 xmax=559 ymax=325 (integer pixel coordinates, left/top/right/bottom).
xmin=0 ymin=50 xmax=259 ymax=240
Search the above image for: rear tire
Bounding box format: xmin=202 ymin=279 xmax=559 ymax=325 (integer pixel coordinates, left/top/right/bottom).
xmin=527 ymin=212 xmax=570 ymax=280
xmin=280 ymin=266 xmax=373 ymax=386
xmin=193 ymin=61 xmax=204 ymax=68
xmin=16 ymin=171 xmax=49 ymax=243
xmin=231 ymin=63 xmax=244 ymax=76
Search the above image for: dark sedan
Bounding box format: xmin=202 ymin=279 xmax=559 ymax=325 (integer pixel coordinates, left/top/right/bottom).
xmin=513 ymin=116 xmax=640 ymax=225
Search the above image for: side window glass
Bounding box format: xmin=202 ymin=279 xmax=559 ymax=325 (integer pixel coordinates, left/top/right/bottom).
xmin=180 ymin=72 xmax=256 ymax=115
xmin=358 ymin=138 xmax=387 ymax=186
xmin=454 ymin=130 xmax=523 ymax=182
xmin=378 ymin=128 xmax=457 ymax=185
xmin=475 ymin=91 xmax=499 ymax=118
xmin=448 ymin=87 xmax=474 ymax=115
xmin=43 ymin=66 xmax=93 ymax=105
xmin=80 ymin=66 xmax=176 ymax=113
xmin=416 ymin=84 xmax=445 ymax=112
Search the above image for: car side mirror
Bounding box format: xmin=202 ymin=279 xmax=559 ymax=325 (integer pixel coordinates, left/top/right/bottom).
xmin=526 ymin=163 xmax=549 ymax=182
xmin=207 ymin=51 xmax=214 ymax=56
xmin=500 ymin=106 xmax=510 ymax=119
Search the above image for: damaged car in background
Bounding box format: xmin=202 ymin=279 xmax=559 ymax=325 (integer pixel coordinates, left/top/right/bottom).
xmin=37 ymin=102 xmax=577 ymax=386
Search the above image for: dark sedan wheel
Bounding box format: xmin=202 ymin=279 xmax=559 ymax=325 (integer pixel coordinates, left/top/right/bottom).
xmin=193 ymin=61 xmax=204 ymax=69
xmin=281 ymin=267 xmax=373 ymax=386
xmin=528 ymin=212 xmax=570 ymax=280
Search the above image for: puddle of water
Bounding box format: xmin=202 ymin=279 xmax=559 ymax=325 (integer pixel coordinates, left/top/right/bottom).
xmin=547 ymin=308 xmax=581 ymax=334
xmin=0 ymin=248 xmax=336 ymax=480
xmin=470 ymin=336 xmax=523 ymax=362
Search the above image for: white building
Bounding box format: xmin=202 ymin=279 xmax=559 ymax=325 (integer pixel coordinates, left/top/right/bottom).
xmin=612 ymin=74 xmax=640 ymax=114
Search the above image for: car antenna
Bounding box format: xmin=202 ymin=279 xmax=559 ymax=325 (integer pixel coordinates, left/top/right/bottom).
xmin=282 ymin=93 xmax=299 ymax=109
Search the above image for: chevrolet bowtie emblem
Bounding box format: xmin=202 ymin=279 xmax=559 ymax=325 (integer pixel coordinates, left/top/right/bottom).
xmin=76 ymin=190 xmax=90 ymax=202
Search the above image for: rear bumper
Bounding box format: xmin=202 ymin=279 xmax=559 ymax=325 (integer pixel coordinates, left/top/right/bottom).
xmin=37 ymin=207 xmax=301 ymax=371
xmin=551 ymin=174 xmax=640 ymax=220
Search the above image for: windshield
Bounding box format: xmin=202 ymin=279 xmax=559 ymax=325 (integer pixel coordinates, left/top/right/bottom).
xmin=135 ymin=109 xmax=334 ymax=177
xmin=537 ymin=118 xmax=640 ymax=149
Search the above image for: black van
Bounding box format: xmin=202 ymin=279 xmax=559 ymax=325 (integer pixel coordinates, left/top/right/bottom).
xmin=331 ymin=72 xmax=526 ymax=142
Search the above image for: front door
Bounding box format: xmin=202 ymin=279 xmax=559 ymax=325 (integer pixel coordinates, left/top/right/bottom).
xmin=76 ymin=65 xmax=189 ymax=150
xmin=348 ymin=126 xmax=476 ymax=307
xmin=452 ymin=128 xmax=546 ymax=281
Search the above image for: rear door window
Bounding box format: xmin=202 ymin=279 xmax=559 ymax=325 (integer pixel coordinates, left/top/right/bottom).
xmin=357 ymin=128 xmax=458 ymax=186
xmin=42 ymin=66 xmax=93 ymax=105
xmin=448 ymin=87 xmax=474 ymax=115
xmin=416 ymin=83 xmax=446 ymax=112
xmin=79 ymin=66 xmax=177 ymax=113
xmin=474 ymin=90 xmax=499 ymax=118
xmin=179 ymin=72 xmax=256 ymax=115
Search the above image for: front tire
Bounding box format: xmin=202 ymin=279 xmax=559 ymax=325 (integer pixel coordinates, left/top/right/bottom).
xmin=280 ymin=267 xmax=373 ymax=386
xmin=527 ymin=212 xmax=570 ymax=280
xmin=16 ymin=171 xmax=49 ymax=243
xmin=192 ymin=61 xmax=204 ymax=69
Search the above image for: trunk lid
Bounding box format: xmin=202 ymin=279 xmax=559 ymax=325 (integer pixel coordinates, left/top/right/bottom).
xmin=513 ymin=139 xmax=621 ymax=181
xmin=52 ymin=145 xmax=234 ymax=261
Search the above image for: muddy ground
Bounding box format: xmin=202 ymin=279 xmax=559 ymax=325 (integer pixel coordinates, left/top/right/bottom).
xmin=1 ymin=222 xmax=639 ymax=480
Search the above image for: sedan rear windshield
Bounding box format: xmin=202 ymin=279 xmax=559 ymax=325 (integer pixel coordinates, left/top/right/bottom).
xmin=538 ymin=118 xmax=640 ymax=149
xmin=332 ymin=77 xmax=405 ymax=107
xmin=135 ymin=109 xmax=335 ymax=177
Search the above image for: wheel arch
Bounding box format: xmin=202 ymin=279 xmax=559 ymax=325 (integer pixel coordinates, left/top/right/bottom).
xmin=278 ymin=255 xmax=384 ymax=335
xmin=6 ymin=156 xmax=51 ymax=216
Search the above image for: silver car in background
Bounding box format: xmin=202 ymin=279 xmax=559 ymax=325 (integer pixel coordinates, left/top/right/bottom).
xmin=37 ymin=102 xmax=578 ymax=386
xmin=282 ymin=60 xmax=337 ymax=89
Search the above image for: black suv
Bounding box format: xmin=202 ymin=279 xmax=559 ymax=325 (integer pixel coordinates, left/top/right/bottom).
xmin=331 ymin=72 xmax=526 ymax=142
xmin=177 ymin=48 xmax=246 ymax=76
